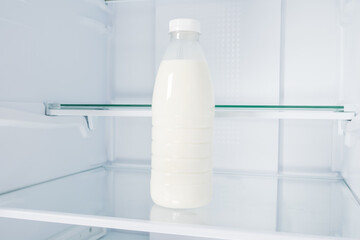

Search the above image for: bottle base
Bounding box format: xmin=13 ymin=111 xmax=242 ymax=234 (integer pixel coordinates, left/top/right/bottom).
xmin=150 ymin=171 xmax=212 ymax=209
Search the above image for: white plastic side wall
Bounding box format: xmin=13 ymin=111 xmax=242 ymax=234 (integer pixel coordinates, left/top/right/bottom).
xmin=0 ymin=0 xmax=110 ymax=193
xmin=341 ymin=0 xmax=360 ymax=201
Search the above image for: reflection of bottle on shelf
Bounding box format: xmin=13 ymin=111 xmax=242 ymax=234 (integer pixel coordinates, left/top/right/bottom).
xmin=150 ymin=204 xmax=210 ymax=224
xmin=150 ymin=204 xmax=211 ymax=240
xmin=151 ymin=18 xmax=214 ymax=209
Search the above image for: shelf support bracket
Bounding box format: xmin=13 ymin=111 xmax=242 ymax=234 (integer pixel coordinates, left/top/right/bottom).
xmin=85 ymin=116 xmax=95 ymax=131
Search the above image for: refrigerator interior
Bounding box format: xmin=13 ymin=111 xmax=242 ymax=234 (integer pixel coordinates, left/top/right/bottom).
xmin=1 ymin=0 xmax=360 ymax=239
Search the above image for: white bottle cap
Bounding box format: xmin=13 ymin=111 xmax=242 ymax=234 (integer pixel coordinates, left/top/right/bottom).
xmin=169 ymin=18 xmax=201 ymax=33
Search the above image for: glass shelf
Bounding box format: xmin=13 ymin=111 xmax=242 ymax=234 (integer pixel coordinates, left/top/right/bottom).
xmin=45 ymin=103 xmax=356 ymax=120
xmin=0 ymin=164 xmax=359 ymax=240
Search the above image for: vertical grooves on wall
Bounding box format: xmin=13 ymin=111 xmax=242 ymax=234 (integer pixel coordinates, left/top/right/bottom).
xmin=107 ymin=1 xmax=115 ymax=101
xmin=276 ymin=0 xmax=286 ymax=232
xmin=278 ymin=0 xmax=286 ymax=174
xmin=105 ymin=2 xmax=112 ymax=102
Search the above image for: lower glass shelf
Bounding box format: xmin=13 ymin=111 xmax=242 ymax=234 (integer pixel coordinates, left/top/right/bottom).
xmin=45 ymin=103 xmax=356 ymax=120
xmin=0 ymin=165 xmax=359 ymax=240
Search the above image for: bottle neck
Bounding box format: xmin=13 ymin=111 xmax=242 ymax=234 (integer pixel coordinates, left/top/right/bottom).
xmin=163 ymin=30 xmax=204 ymax=61
xmin=170 ymin=31 xmax=199 ymax=41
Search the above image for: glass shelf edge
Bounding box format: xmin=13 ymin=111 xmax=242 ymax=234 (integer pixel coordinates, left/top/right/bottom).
xmin=45 ymin=103 xmax=355 ymax=120
xmin=0 ymin=207 xmax=345 ymax=240
xmin=0 ymin=168 xmax=359 ymax=239
xmin=54 ymin=103 xmax=345 ymax=110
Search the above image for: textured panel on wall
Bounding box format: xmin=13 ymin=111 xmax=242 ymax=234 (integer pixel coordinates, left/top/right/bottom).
xmin=156 ymin=0 xmax=281 ymax=105
xmin=213 ymin=119 xmax=279 ymax=172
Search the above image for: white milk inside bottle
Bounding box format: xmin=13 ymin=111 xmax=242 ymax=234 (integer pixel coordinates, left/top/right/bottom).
xmin=151 ymin=19 xmax=214 ymax=209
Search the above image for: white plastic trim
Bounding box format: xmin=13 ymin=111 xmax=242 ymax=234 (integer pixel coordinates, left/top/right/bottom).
xmin=0 ymin=208 xmax=354 ymax=240
xmin=46 ymin=107 xmax=355 ymax=120
xmin=344 ymin=116 xmax=360 ymax=147
xmin=47 ymin=108 xmax=152 ymax=117
xmin=0 ymin=103 xmax=90 ymax=137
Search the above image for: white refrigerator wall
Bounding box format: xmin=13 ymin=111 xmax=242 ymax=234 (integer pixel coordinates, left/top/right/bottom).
xmin=0 ymin=0 xmax=110 ymax=193
xmin=110 ymin=0 xmax=346 ymax=174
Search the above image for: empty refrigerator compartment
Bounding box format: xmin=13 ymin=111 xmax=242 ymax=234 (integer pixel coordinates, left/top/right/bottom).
xmin=0 ymin=165 xmax=359 ymax=239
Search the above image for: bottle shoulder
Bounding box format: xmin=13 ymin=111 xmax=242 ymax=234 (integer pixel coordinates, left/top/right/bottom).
xmin=153 ymin=59 xmax=213 ymax=105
